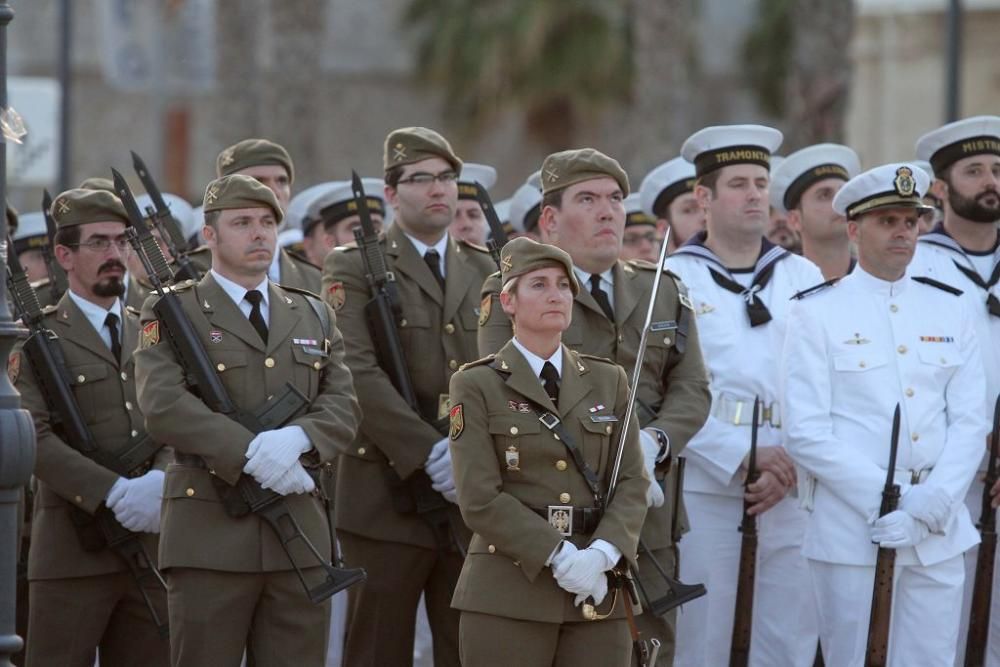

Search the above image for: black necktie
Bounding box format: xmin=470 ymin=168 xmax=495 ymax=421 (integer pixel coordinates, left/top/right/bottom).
xmin=589 ymin=274 xmax=614 ymax=322
xmin=104 ymin=312 xmax=121 ymax=363
xmin=952 ymin=260 xmax=1000 ymax=318
xmin=424 ymin=249 xmax=445 ymax=291
xmin=540 ymin=361 xmax=560 ymax=404
xmin=245 ymin=290 xmax=268 ymax=344
xmin=709 ymin=264 xmax=778 ymax=327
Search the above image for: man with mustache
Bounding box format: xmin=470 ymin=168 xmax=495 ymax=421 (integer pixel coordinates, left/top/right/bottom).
xmin=478 ymin=148 xmax=711 ymax=665
xmin=908 ymin=115 xmax=1000 ymax=665
xmin=134 ymin=175 xmax=360 ymax=665
xmin=783 ymin=163 xmax=987 ymax=665
xmin=321 ymin=127 xmax=495 ymax=667
xmin=665 ymin=125 xmax=823 ymax=666
xmin=12 ymin=188 xmax=170 ymax=666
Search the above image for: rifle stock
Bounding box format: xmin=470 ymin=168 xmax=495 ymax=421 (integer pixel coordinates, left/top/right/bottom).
xmin=730 ymin=397 xmax=761 ymax=667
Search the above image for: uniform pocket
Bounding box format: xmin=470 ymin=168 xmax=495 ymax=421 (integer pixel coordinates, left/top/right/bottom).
xmin=832 ymin=351 xmax=888 ymax=373
xmin=68 ymin=363 xmax=110 ymax=422
xmin=488 ymin=415 xmax=541 ymax=475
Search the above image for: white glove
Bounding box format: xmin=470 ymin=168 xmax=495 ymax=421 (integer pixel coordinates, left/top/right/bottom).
xmin=425 ymin=438 xmax=455 ymax=499
xmin=265 ymin=461 xmax=316 ymax=496
xmin=552 ymin=547 xmax=613 ymax=596
xmin=549 ymin=540 xmax=577 ymax=569
xmin=870 ymin=510 xmax=930 ymax=548
xmin=243 ymin=426 xmax=312 ymax=489
xmin=105 ymin=470 xmax=165 ymax=533
xmin=574 ymin=572 xmax=609 ymax=607
xmin=901 ymin=485 xmax=952 ymax=534
xmin=640 ymin=429 xmax=665 ymax=508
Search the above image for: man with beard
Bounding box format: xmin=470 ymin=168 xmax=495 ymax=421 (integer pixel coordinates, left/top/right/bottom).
xmin=908 ymin=115 xmax=1000 ymax=665
xmin=13 ymin=188 xmax=169 ymax=666
xmin=639 ymin=157 xmax=704 ymax=253
xmin=770 ymin=144 xmax=861 ymax=280
xmin=322 ymin=127 xmax=495 ymax=667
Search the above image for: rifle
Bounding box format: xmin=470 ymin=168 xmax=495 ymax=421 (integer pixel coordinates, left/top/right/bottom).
xmin=474 ymin=181 xmax=508 ymax=270
xmin=865 ymin=403 xmax=902 ymax=667
xmin=40 ymin=189 xmax=68 ymax=300
xmin=349 ymin=171 xmax=461 ymax=555
xmin=965 ymin=394 xmax=1000 ymax=666
xmin=130 ymin=151 xmax=201 ymax=282
xmin=6 ymin=236 xmax=169 ymax=638
xmin=730 ymin=396 xmax=761 ymax=667
xmin=113 ymin=168 xmax=365 ymax=603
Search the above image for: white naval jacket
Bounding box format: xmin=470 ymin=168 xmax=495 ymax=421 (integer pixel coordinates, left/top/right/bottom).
xmin=665 ymin=235 xmax=823 ymax=498
xmin=782 ymin=266 xmax=988 ymax=567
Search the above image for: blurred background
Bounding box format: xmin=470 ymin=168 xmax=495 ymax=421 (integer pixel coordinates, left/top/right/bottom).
xmin=4 ymin=0 xmax=998 ymax=211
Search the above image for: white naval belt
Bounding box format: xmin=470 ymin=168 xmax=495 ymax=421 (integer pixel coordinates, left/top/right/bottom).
xmin=799 ymin=466 xmax=933 ymax=511
xmin=711 ymin=393 xmax=781 ymax=428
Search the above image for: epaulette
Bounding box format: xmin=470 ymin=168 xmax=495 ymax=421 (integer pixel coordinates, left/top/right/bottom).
xmin=29 ymin=277 xmax=51 ymax=289
xmin=577 ymin=352 xmax=616 ymax=366
xmin=166 ymin=279 xmax=197 ymax=293
xmin=460 ymin=354 xmax=496 ymax=371
xmin=275 ymin=283 xmax=322 ymax=300
xmin=912 ymin=276 xmax=963 ymax=296
xmin=40 ymin=304 xmax=58 ymax=315
xmin=334 ymin=240 xmax=360 ymax=252
xmin=125 ymin=305 xmax=141 ymax=317
xmin=791 ymin=277 xmax=841 ymax=300
xmin=284 ymin=248 xmax=321 ymax=270
xmin=457 ymin=238 xmax=490 ymax=254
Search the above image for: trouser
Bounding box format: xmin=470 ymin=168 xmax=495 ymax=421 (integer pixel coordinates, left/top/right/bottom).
xmin=26 ymin=571 xmax=168 ymax=667
xmin=167 ymin=566 xmax=331 ymax=667
xmin=956 ymin=477 xmax=1000 ymax=667
xmin=810 ymin=554 xmax=965 ymax=667
xmin=339 ymin=530 xmax=463 ymax=667
xmin=631 ymin=545 xmax=677 ymax=666
xmin=459 ymin=611 xmax=631 ymax=667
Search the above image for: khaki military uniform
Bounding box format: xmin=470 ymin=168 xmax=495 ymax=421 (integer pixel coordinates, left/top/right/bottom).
xmin=278 ymin=247 xmax=322 ymax=293
xmin=133 ymin=273 xmax=360 ymax=666
xmin=449 ymin=341 xmax=648 ymax=666
xmin=14 ymin=293 xmax=169 ymax=667
xmin=321 ymin=223 xmax=496 ymax=667
xmin=478 ymin=259 xmax=711 ymax=664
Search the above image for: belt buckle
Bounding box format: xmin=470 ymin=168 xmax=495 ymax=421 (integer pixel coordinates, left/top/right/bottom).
xmin=548 ymin=505 xmax=573 ymax=537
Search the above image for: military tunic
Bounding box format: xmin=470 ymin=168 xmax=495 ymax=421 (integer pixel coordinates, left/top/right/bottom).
xmin=14 ymin=293 xmax=169 ymax=666
xmin=449 ymin=341 xmax=648 ymax=666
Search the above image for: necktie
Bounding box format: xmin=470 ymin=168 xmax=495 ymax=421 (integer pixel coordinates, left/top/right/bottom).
xmin=105 ymin=312 xmax=122 ymax=363
xmin=589 ymin=274 xmax=614 ymax=322
xmin=709 ymin=264 xmax=778 ymax=327
xmin=540 ymin=361 xmax=560 ymax=404
xmin=245 ymin=290 xmax=268 ymax=344
xmin=424 ymin=249 xmax=445 ymax=291
xmin=952 ymin=260 xmax=1000 ymax=318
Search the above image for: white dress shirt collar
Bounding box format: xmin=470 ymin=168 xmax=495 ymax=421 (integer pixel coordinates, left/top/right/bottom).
xmin=403 ymin=232 xmax=449 ymax=278
xmin=850 ymin=264 xmax=910 ymax=298
xmin=67 ymin=289 xmax=122 ymax=351
xmin=511 ymin=336 xmax=563 ymax=380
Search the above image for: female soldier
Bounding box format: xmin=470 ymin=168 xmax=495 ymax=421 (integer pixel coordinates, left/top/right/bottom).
xmin=447 ymin=237 xmax=649 ymax=666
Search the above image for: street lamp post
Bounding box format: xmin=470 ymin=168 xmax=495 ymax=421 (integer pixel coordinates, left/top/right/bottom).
xmin=0 ymin=1 xmax=38 ymax=664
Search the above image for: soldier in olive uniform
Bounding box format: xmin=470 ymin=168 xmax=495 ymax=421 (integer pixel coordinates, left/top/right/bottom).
xmin=134 ymin=175 xmax=360 ymax=665
xmin=14 ymin=188 xmax=169 ymax=666
xmin=321 ymin=127 xmax=496 ymax=667
xmin=216 ymin=138 xmax=322 ymax=291
xmin=450 ymin=237 xmax=649 ymax=666
xmin=479 ymin=149 xmax=711 ymax=664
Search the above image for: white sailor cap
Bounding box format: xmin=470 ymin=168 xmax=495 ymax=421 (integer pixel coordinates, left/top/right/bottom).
xmin=277 ymin=227 xmax=304 ymax=250
xmin=307 ymin=178 xmax=388 ymax=235
xmin=623 ymin=193 xmax=656 ymax=227
xmin=639 ymin=157 xmax=696 ymax=218
xmin=508 ymin=182 xmax=543 ymax=234
xmin=191 ymin=205 xmax=206 ymax=245
xmin=133 ymin=193 xmax=198 ymax=241
xmin=12 ymin=211 xmax=47 ymax=253
xmin=458 ymin=163 xmax=498 ymax=200
xmin=769 ymin=143 xmax=861 ymax=214
xmin=915 ymin=115 xmax=1000 ymax=176
xmin=681 ymin=124 xmax=783 ymax=178
xmin=287 ymin=182 xmax=341 ymax=233
xmin=493 ymin=197 xmax=511 ymax=225
xmin=912 ymin=160 xmax=935 ymax=183
xmin=526 ymin=170 xmax=543 ymax=190
xmin=832 ymin=163 xmax=933 ymax=219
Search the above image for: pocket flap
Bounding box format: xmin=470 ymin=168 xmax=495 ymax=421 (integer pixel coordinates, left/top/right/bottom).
xmin=917 ymin=344 xmax=960 ymax=368
xmin=832 ymin=352 xmax=888 ymax=372
xmin=68 ymin=363 xmax=108 ymax=386
xmin=488 ymin=416 xmax=541 ymax=436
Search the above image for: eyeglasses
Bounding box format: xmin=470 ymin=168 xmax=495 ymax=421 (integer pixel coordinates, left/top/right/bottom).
xmin=68 ymin=237 xmax=131 ymax=253
xmin=622 ymin=232 xmax=658 ymax=246
xmin=396 ymin=171 xmax=459 ymax=187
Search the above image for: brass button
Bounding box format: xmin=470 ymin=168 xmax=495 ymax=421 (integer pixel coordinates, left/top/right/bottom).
xmin=513 ymin=560 xmax=521 ymax=567
xmin=897 ymin=345 xmax=907 ymax=355
xmin=555 ymin=460 xmax=568 ymax=471
xmin=663 ymin=336 xmax=671 ymax=345
xmin=74 ymin=495 xmax=83 ymax=504
xmin=387 ymin=460 xmax=395 ymax=467
xmin=77 ymin=375 xmax=86 ymax=383
xmin=905 ymin=388 xmax=914 ymax=397
xmin=859 ymin=361 xmax=867 ymax=368
xmin=911 ymin=433 xmax=919 ymax=442
xmin=444 ymin=323 xmax=455 ymax=334
xmin=605 ymin=425 xmax=613 ymax=434
xmin=449 ymin=359 xmax=458 ymax=371
xmin=131 ymin=430 xmax=138 ymax=437
xmin=488 ymin=544 xmax=496 ymax=554
xmin=313 ymin=361 xmax=321 ymax=370
xmin=890 ymin=304 xmax=899 ymax=313
xmin=559 ymin=492 xmax=571 ymax=504
xmin=185 ymin=488 xmax=195 ymax=497
xmin=400 ymin=319 xmax=408 ymax=328
xmin=217 ymin=363 xmax=226 ymax=372
xmin=618 ymin=334 xmax=624 ymax=344
xmin=120 ymin=372 xmax=127 ymax=381
xmin=358 ymin=447 xmax=366 ymax=455
xmin=124 ymin=401 xmax=132 ymax=410
xmin=265 ymin=358 xmax=275 ymax=368
xmin=510 ymin=426 xmax=519 ymax=435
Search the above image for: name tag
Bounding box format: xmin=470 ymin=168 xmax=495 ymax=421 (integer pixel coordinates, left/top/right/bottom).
xmin=590 ymin=415 xmax=619 ymax=423
xmin=650 ymin=320 xmax=677 ymax=332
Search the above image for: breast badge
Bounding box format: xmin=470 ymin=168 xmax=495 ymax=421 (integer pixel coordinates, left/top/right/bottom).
xmin=505 ymin=445 xmax=520 ymax=471
xmin=844 ymin=333 xmax=870 ymax=345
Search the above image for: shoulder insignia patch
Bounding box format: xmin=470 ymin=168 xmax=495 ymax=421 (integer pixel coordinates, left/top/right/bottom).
xmin=140 ymin=320 xmax=161 ymax=349
xmin=7 ymin=353 xmax=20 ymax=384
xmin=912 ymin=276 xmax=963 ymax=296
xmin=326 ymin=281 xmax=346 ymax=311
xmin=449 ymin=403 xmax=464 ymax=440
xmin=275 ymin=283 xmax=322 ymax=300
xmin=478 ymin=294 xmax=492 ymax=326
xmin=459 ymin=239 xmax=490 ymax=254
xmin=791 ymin=277 xmax=841 ymax=300
xmin=461 ymin=354 xmax=496 ymax=371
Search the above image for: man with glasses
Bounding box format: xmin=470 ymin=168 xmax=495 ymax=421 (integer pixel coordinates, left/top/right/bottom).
xmin=322 ymin=127 xmax=495 ymax=667
xmin=12 ymin=188 xmax=170 ymax=666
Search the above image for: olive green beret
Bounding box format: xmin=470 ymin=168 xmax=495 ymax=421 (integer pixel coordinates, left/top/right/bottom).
xmin=203 ymin=174 xmax=284 ymax=224
xmin=49 ymin=188 xmax=129 ymax=229
xmin=500 ymin=237 xmax=579 ymax=296
xmin=216 ymin=138 xmax=295 ymax=184
xmin=78 ymin=177 xmax=117 ymax=193
xmin=383 ymin=127 xmax=462 ymax=174
xmin=540 ymin=148 xmax=630 ymax=197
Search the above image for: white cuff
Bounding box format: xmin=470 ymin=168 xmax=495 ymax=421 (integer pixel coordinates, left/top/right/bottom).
xmin=589 ymin=539 xmax=622 ymax=570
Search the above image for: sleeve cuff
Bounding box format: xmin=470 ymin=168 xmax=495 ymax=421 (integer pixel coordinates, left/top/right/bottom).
xmin=589 ymin=539 xmax=622 ymax=570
